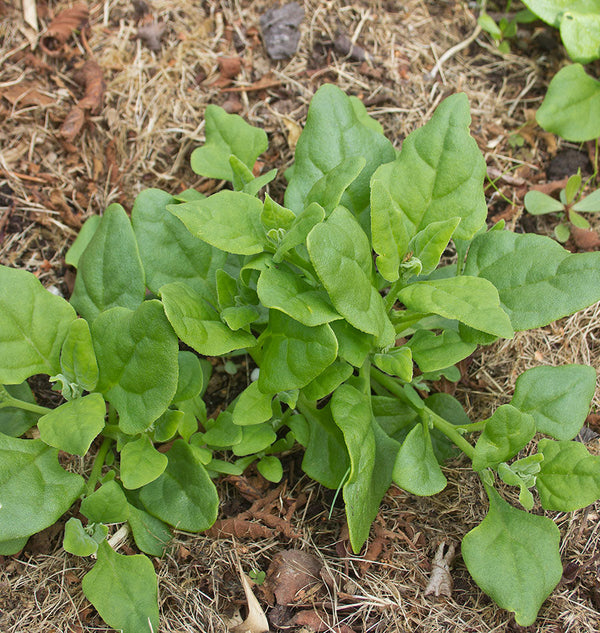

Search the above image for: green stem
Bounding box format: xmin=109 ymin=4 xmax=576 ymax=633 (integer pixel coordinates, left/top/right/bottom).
xmin=0 ymin=387 xmax=52 ymax=416
xmin=371 ymin=366 xmax=475 ymax=459
xmin=86 ymin=436 xmax=113 ymax=496
xmin=384 ymin=279 xmax=404 ymax=312
xmin=455 ymin=420 xmax=487 ymax=433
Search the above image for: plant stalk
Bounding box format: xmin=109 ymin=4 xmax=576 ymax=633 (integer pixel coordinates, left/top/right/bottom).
xmin=86 ymin=436 xmax=113 ymax=496
xmin=0 ymin=386 xmax=52 ymax=416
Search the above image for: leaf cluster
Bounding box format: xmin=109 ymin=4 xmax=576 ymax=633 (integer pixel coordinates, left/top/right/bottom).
xmin=1 ymin=85 xmax=600 ymax=631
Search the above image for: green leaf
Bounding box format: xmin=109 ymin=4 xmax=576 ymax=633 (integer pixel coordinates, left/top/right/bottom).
xmin=0 ymin=433 xmax=85 ymax=540
xmin=478 ymin=11 xmax=503 ymax=38
xmin=330 ymin=320 xmax=374 ymax=367
xmin=298 ymin=400 xmax=350 ymax=489
xmin=168 ymin=191 xmax=266 ymax=255
xmin=0 ymin=382 xmax=39 ymax=437
xmin=307 ymin=206 xmax=394 ymax=345
xmin=65 ymin=215 xmax=101 ymax=268
xmin=82 ymin=540 xmax=159 ymax=633
xmin=560 ymin=11 xmax=600 ymax=64
xmin=536 ymin=64 xmax=600 ymax=142
xmin=120 ymin=435 xmax=168 ymax=489
xmin=203 ymin=411 xmax=242 ymax=447
xmin=569 ymin=210 xmax=590 ymax=229
xmin=59 ymin=318 xmax=98 ymax=392
xmin=536 ymin=439 xmax=600 ymax=511
xmin=0 ymin=536 xmax=28 ymax=555
xmin=257 ymin=456 xmax=283 ymax=483
xmin=63 ymin=518 xmax=108 ymax=557
xmin=38 ymin=393 xmax=106 ymax=456
xmin=131 ymin=188 xmax=226 ymax=297
xmin=139 ymin=439 xmax=219 ymax=532
xmin=93 ymin=301 xmax=179 ymax=434
xmin=173 ymin=351 xmax=203 ymax=403
xmin=284 ymin=84 xmax=395 ymax=217
xmin=261 ymin=194 xmax=296 ymax=231
xmin=372 ymin=347 xmax=413 ymax=382
xmin=510 ymin=364 xmax=596 ymax=440
xmin=304 ymin=156 xmax=367 ymax=214
xmin=406 ymin=329 xmax=476 ymax=373
xmin=393 ymin=422 xmax=447 ymax=496
xmin=301 ymin=360 xmax=354 ymax=401
xmin=524 ymin=190 xmax=564 ymax=215
xmin=127 ymin=504 xmax=171 ymax=557
xmin=565 ymin=172 xmax=582 ymax=205
xmin=370 ymin=93 xmax=486 ymax=281
xmin=257 ymin=264 xmax=340 ymax=327
xmin=152 ymin=408 xmax=184 ymax=442
xmin=409 ymin=217 xmax=461 ymax=275
xmin=463 ymin=230 xmax=600 ymax=330
xmin=461 ymin=485 xmax=563 ymax=627
xmin=472 ymin=405 xmax=536 ymax=471
xmin=331 ymin=384 xmax=399 ymax=552
xmin=232 ymin=422 xmax=277 ymax=456
xmin=554 ymin=223 xmax=571 ymax=242
xmin=0 ymin=265 xmax=77 ymax=383
xmin=80 ymin=480 xmax=130 ymax=523
xmin=572 ymin=188 xmax=600 ymax=212
xmin=232 ymin=381 xmax=273 ymax=426
xmin=273 ymin=202 xmax=325 ymax=263
xmin=70 ymin=204 xmax=145 ymax=322
xmin=258 ymin=311 xmax=338 ymax=393
xmin=398 ymin=277 xmax=514 ymax=338
xmin=160 ymin=282 xmax=256 ymax=356
xmin=521 ymin=0 xmax=600 ymax=27
xmin=190 ymin=104 xmax=268 ymax=181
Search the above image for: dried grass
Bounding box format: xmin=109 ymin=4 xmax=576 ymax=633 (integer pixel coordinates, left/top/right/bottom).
xmin=1 ymin=0 xmax=599 ymax=631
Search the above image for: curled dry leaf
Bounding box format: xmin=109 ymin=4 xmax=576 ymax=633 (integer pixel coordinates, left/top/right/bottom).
xmin=206 ymin=518 xmax=275 ymax=540
xmin=1 ymin=82 xmax=54 ymax=107
xmin=231 ymin=570 xmax=270 ymax=633
xmin=60 ymin=60 xmax=105 ymax=142
xmin=570 ymin=227 xmax=600 ymax=251
xmin=424 ymin=541 xmax=456 ymax=598
xmin=137 ymin=21 xmax=166 ymax=51
xmin=264 ymin=549 xmax=323 ymax=606
xmin=285 ymin=609 xmax=356 ymax=633
xmin=40 ymin=2 xmax=89 ymax=56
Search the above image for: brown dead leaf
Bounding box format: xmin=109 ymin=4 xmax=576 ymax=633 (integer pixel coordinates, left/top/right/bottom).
xmin=334 ymin=33 xmax=370 ymax=62
xmin=222 ymin=73 xmax=281 ymax=93
xmin=570 ymin=227 xmax=600 ymax=251
xmin=137 ymin=21 xmax=166 ymax=51
xmin=60 ymin=60 xmax=105 ymax=141
xmin=206 ymin=518 xmax=275 ymax=540
xmin=286 ymin=610 xmax=355 ymax=633
xmin=530 ymin=177 xmax=569 ymax=196
xmin=1 ymin=82 xmax=54 ymax=107
xmin=264 ymin=549 xmax=323 ymax=606
xmin=424 ymin=542 xmax=456 ymax=597
xmin=218 ymin=56 xmax=242 ymax=79
xmin=40 ymin=2 xmax=89 ymax=56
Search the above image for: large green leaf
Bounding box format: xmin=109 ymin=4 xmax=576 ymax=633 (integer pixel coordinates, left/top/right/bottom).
xmin=70 ymin=204 xmax=145 ymax=322
xmin=392 ymin=422 xmax=447 ymax=496
xmin=536 ymin=64 xmax=600 ymax=142
xmin=331 ymin=384 xmax=399 ymax=552
xmin=398 ymin=277 xmax=514 ymax=338
xmin=472 ymin=405 xmax=536 ymax=472
xmin=257 ymin=264 xmax=340 ymax=327
xmin=160 ymin=282 xmax=256 ymax=356
xmin=406 ymin=329 xmax=476 ymax=373
xmin=59 ymin=318 xmax=98 ymax=392
xmin=560 ymin=11 xmax=600 ymax=64
xmin=521 ymin=0 xmax=600 ymax=27
xmin=0 ymin=382 xmax=39 ymax=437
xmin=297 ymin=401 xmax=350 ymax=489
xmin=92 ymin=301 xmax=179 ymax=434
xmin=80 ymin=480 xmax=130 ymax=523
xmin=190 ymin=104 xmax=268 ymax=181
xmin=120 ymin=435 xmax=168 ymax=489
xmin=463 ymin=230 xmax=600 ymax=330
xmin=127 ymin=503 xmax=171 ymax=557
xmin=139 ymin=440 xmax=219 ymax=532
xmin=370 ymin=93 xmax=486 ymax=281
xmin=307 ymin=206 xmax=394 ymax=345
xmin=461 ymin=485 xmax=563 ymax=627
xmin=510 ymin=364 xmax=596 ymax=440
xmin=258 ymin=310 xmax=338 ymax=393
xmin=82 ymin=541 xmax=159 ymax=633
xmin=284 ymin=84 xmax=395 ymax=217
xmin=536 ymin=439 xmax=600 ymax=511
xmin=64 ymin=215 xmax=101 ymax=268
xmin=168 ymin=191 xmax=266 ymax=255
xmin=0 ymin=433 xmax=84 ymax=540
xmin=37 ymin=393 xmax=106 ymax=456
xmin=0 ymin=265 xmax=76 ymax=383
xmin=131 ymin=188 xmax=226 ymax=296
xmin=232 ymin=381 xmax=274 ymax=426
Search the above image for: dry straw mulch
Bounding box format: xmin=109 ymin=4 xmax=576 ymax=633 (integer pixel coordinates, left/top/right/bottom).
xmin=1 ymin=1 xmax=599 ymax=632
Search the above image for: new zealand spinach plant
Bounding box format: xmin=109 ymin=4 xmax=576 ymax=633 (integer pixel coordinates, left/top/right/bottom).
xmin=1 ymin=84 xmax=600 ymax=631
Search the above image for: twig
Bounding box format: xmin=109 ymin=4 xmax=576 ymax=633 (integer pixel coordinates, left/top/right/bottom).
xmin=427 ymin=24 xmax=482 ymax=81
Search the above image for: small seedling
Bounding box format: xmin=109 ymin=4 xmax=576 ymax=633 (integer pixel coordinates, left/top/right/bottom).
xmin=524 ymin=170 xmax=600 ymax=242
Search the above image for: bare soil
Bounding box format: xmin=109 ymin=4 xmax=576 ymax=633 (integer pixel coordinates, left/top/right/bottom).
xmin=1 ymin=1 xmax=599 ymax=632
